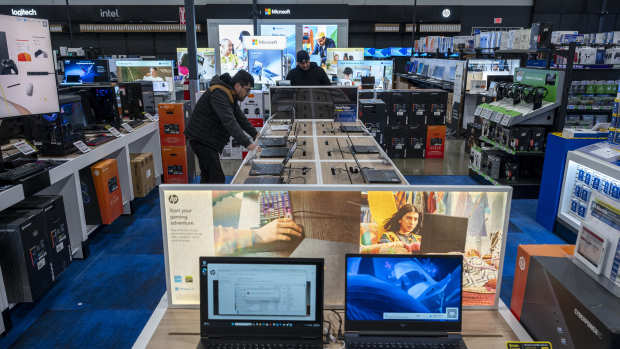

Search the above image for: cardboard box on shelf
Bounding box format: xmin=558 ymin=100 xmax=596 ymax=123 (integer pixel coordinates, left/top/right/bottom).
xmin=162 ymin=146 xmax=188 ymax=184
xmin=91 ymin=159 xmax=123 ymax=225
xmin=158 ymin=102 xmax=188 ymax=147
xmin=130 ymin=153 xmax=157 ymax=198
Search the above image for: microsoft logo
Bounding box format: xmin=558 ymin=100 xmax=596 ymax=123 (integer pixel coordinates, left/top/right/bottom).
xmin=264 ymin=8 xmax=272 ymax=16
xmin=252 ymin=39 xmax=259 ymax=46
xmin=264 ymin=8 xmax=290 ymax=16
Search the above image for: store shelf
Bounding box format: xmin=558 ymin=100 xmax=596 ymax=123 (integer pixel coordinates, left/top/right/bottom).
xmin=476 ymin=100 xmax=558 ymax=126
xmin=470 ymin=167 xmax=541 ymax=198
xmin=479 ymin=136 xmax=545 ymax=156
xmin=401 ymin=74 xmax=455 ymax=91
xmin=469 ymin=166 xmax=499 ymax=185
xmin=0 ymin=184 xmax=25 ymax=212
xmin=566 ymin=107 xmax=613 ymax=114
xmin=552 ymin=64 xmax=620 ymax=70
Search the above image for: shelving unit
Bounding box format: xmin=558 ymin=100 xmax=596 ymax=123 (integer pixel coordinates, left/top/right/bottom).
xmin=479 ymin=136 xmax=545 ymax=156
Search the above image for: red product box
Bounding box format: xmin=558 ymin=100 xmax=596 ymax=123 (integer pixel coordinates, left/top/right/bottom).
xmin=425 ymin=125 xmax=446 ymax=158
xmin=162 ymin=146 xmax=188 ymax=184
xmin=158 ymin=103 xmax=187 ymax=146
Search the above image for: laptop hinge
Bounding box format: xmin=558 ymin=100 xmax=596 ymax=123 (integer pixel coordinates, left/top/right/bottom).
xmin=356 ymin=331 xmax=450 ymax=337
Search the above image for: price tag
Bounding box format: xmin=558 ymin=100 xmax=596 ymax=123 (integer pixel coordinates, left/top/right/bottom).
xmin=73 ymin=140 xmax=91 ymax=153
xmin=121 ymin=123 xmax=135 ymax=133
xmin=145 ymin=113 xmax=157 ymax=122
xmin=106 ymin=126 xmax=123 ymax=138
xmin=14 ymin=141 xmax=37 ymax=155
xmin=501 ymin=115 xmax=512 ymax=126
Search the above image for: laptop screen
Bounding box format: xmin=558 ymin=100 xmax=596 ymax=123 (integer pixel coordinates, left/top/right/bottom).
xmin=200 ymin=257 xmax=323 ymax=339
xmin=345 ymin=254 xmax=463 ymax=333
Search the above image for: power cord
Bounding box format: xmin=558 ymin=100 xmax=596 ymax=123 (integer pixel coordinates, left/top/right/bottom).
xmin=329 ymin=309 xmax=344 ymax=340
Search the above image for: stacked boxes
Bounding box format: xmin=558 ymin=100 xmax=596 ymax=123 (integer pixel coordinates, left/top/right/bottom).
xmin=130 ymin=153 xmax=157 ymax=198
xmin=91 ymin=159 xmax=123 ymax=225
xmin=158 ymin=103 xmax=189 ymax=183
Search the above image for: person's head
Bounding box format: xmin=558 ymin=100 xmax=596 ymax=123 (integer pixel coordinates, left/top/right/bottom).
xmin=343 ymin=67 xmax=353 ymax=79
xmin=333 ymin=54 xmax=339 ymax=62
xmin=317 ymin=32 xmax=326 ymax=46
xmin=383 ymin=204 xmax=420 ymax=235
xmin=296 ymin=50 xmax=311 ymax=71
xmin=239 ymin=30 xmax=251 ymax=42
xmin=150 ymin=67 xmax=158 ymax=77
xmin=221 ymin=39 xmax=234 ymax=56
xmin=231 ymin=70 xmax=254 ymax=101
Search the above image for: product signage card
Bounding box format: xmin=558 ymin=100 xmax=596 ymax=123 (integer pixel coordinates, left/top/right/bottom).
xmin=242 ymin=36 xmax=286 ymax=50
xmin=106 ymin=126 xmax=122 ymax=138
xmin=161 ymin=187 xmax=510 ymax=308
xmin=73 ymin=140 xmax=91 ymax=153
xmin=121 ymin=123 xmax=135 ymax=133
xmin=13 ymin=141 xmax=36 ymax=155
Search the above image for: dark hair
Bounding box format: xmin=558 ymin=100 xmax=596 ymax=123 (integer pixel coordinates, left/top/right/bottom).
xmin=231 ymin=69 xmax=254 ymax=87
xmin=343 ymin=67 xmax=353 ymax=75
xmin=239 ymin=30 xmax=251 ymax=40
xmin=383 ymin=204 xmax=421 ymax=234
xmin=297 ymin=50 xmax=310 ymax=63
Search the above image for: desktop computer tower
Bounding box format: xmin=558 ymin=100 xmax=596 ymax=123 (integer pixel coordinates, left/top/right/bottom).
xmin=387 ymin=91 xmax=410 ymax=126
xmin=12 ymin=196 xmax=72 ymax=281
xmin=91 ymin=159 xmax=123 ymax=225
xmin=425 ymin=90 xmax=448 ymax=125
xmin=0 ymin=209 xmax=53 ymax=303
xmin=138 ymin=81 xmax=156 ymax=115
xmin=119 ymin=82 xmax=144 ymax=120
xmin=162 ymin=146 xmax=188 ymax=184
xmin=158 ymin=102 xmax=188 ymax=147
xmin=359 ymin=99 xmax=387 ymax=126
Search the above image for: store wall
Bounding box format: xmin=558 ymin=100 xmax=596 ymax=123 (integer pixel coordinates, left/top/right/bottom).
xmin=532 ymin=0 xmax=620 ymax=33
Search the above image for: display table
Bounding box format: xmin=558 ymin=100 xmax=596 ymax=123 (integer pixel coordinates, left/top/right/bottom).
xmin=232 ymin=119 xmax=408 ymax=185
xmin=144 ymin=300 xmax=528 ymax=349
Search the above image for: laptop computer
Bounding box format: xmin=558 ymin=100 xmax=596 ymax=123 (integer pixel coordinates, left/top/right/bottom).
xmin=259 ymin=137 xmax=288 ymax=147
xmin=419 ymin=214 xmax=468 ymax=254
xmin=198 ymin=257 xmax=324 ymax=349
xmin=341 ymin=125 xmax=366 ymax=133
xmin=344 ymin=254 xmax=467 ymax=349
xmin=261 ymin=142 xmax=297 ymax=158
xmin=351 ymin=144 xmax=380 ymax=154
xmin=349 ymin=140 xmax=400 ymax=184
xmin=250 ymin=143 xmax=297 ymax=176
xmin=243 ymin=176 xmax=283 ymax=184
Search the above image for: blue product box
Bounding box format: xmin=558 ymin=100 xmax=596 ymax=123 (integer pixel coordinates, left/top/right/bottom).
xmin=613 ymin=184 xmax=620 ymax=200
xmin=577 ymin=169 xmax=585 ymax=181
xmin=592 ymin=176 xmax=601 ymax=190
xmin=603 ymin=180 xmax=611 ymax=195
xmin=574 ymin=184 xmax=582 ymax=197
xmin=571 ymin=199 xmax=579 ymax=213
xmin=584 ymin=172 xmax=592 ymax=186
xmin=581 ymin=187 xmax=590 ymax=202
xmin=578 ymin=204 xmax=587 ymax=218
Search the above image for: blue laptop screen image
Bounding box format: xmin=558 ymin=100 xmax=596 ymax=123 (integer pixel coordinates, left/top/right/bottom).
xmin=346 ymin=255 xmax=462 ymax=322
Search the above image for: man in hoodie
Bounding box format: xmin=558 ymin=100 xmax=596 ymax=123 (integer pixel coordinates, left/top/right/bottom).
xmin=185 ymin=70 xmax=259 ymax=183
xmin=285 ymin=50 xmax=331 ymax=86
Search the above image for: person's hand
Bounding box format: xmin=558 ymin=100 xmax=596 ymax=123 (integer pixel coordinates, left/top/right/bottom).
xmin=247 ymin=143 xmax=261 ymax=152
xmin=255 ymin=218 xmax=303 ymax=243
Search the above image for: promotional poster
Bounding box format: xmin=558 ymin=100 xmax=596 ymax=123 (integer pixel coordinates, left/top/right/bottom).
xmin=163 ymin=188 xmax=509 ymax=307
xmin=336 ymin=60 xmax=394 ymax=89
xmin=218 ymin=25 xmax=254 ymax=76
xmin=260 ymin=24 xmax=296 ymax=73
xmin=247 ymin=50 xmax=283 ymax=84
xmin=176 ymin=48 xmax=215 ymax=81
xmin=326 ymin=48 xmax=363 ymax=75
xmin=302 ymin=25 xmax=338 ymax=65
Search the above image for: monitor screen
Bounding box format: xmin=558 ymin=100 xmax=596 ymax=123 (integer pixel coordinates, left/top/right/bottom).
xmin=448 ymin=66 xmax=457 ymax=81
xmin=63 ymin=59 xmax=109 ymax=84
xmin=58 ymin=97 xmax=87 ymax=128
xmin=270 ymin=87 xmax=358 ymax=121
xmin=346 ymin=254 xmax=462 ymax=323
xmin=302 ymin=24 xmax=338 ymax=65
xmin=326 ymin=48 xmax=364 ymax=75
xmin=336 ymin=60 xmax=393 ymax=89
xmin=416 ymin=62 xmax=424 ymax=75
xmin=0 ymin=14 xmax=59 ymax=118
xmin=421 ymin=64 xmax=429 ymax=76
xmin=176 ymin=48 xmax=215 ymax=81
xmin=432 ymin=66 xmax=445 ymax=80
xmin=115 ymin=60 xmax=174 ymax=92
xmin=390 ymin=47 xmax=412 ymax=57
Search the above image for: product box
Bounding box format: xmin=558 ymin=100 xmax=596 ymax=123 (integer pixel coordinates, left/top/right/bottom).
xmin=384 ymin=127 xmax=409 ymax=158
xmin=91 ymin=159 xmax=123 ymax=225
xmin=79 ymin=166 xmax=102 ymax=226
xmin=405 ymin=127 xmax=426 ymax=159
xmin=425 ymin=125 xmax=446 ymax=158
xmin=530 ymin=127 xmax=546 ymax=151
xmin=470 ymin=147 xmax=483 ymax=170
xmin=578 ymin=47 xmax=597 ymax=65
xmin=520 ymin=256 xmax=620 ymax=349
xmin=12 ymin=196 xmax=71 ymax=281
xmin=239 ymin=90 xmax=264 ymax=119
xmin=158 ymin=102 xmax=188 ymax=147
xmin=0 ymin=209 xmax=53 ymax=303
xmin=510 ymin=127 xmax=532 ymax=152
xmin=359 ymin=99 xmax=387 ymax=126
xmin=162 ymin=146 xmax=188 ymax=184
xmin=387 ymin=91 xmax=411 ymax=126
xmin=510 ymin=244 xmax=575 ymax=320
xmin=130 ymin=153 xmax=156 ymax=198
xmin=605 ymin=48 xmax=620 ymax=65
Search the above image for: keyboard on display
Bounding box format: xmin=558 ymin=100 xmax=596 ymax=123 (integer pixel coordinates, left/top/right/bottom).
xmin=0 ymin=161 xmax=48 ymax=182
xmin=85 ymin=135 xmax=116 ymax=146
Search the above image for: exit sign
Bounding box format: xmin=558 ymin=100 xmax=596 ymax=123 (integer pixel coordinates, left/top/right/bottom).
xmin=494 ymin=17 xmax=503 ymax=24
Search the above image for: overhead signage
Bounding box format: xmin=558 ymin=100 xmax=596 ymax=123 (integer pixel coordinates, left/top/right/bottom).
xmin=99 ymin=8 xmax=120 ymax=19
xmin=264 ymin=8 xmax=291 ymax=16
xmin=494 ymin=17 xmax=503 ymax=24
xmin=242 ymin=36 xmax=286 ymax=50
xmin=10 ymin=8 xmax=37 ymax=16
xmin=179 ymin=6 xmax=186 ymax=25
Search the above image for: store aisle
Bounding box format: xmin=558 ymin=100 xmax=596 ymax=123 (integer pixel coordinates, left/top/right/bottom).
xmin=0 ymin=184 xmax=568 ymax=348
xmin=0 ymin=190 xmax=166 ymax=349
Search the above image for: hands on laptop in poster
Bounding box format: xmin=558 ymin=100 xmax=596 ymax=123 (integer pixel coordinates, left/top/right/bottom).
xmin=255 ymin=218 xmax=303 ymax=242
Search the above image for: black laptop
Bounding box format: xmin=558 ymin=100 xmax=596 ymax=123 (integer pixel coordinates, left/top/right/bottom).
xmin=340 ymin=125 xmax=366 ymax=133
xmin=259 ymin=137 xmax=288 ymax=147
xmin=351 ymin=144 xmax=380 ymax=154
xmin=344 ymin=254 xmax=467 ymax=349
xmin=361 ymin=168 xmax=401 ymax=183
xmin=197 ymin=257 xmax=324 ymax=349
xmin=260 ymin=142 xmax=297 ymax=158
xmin=250 ymin=143 xmax=297 ymax=176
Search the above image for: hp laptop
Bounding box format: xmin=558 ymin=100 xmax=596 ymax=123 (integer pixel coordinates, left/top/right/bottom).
xmin=344 ymin=254 xmax=467 ymax=349
xmin=250 ymin=143 xmax=297 ymax=176
xmin=197 ymin=257 xmax=324 ymax=349
xmin=261 ymin=142 xmax=297 ymax=158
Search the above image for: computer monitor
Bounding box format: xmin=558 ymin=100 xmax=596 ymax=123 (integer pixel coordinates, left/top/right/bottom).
xmin=336 ymin=60 xmax=393 ymax=89
xmin=79 ymin=86 xmax=121 ymax=127
xmin=432 ymin=66 xmax=445 ymax=80
xmin=0 ymin=15 xmax=59 ymax=119
xmin=269 ymin=86 xmax=358 ymax=121
xmin=448 ymin=66 xmax=457 ymax=81
xmin=58 ymin=94 xmax=88 ymax=128
xmin=115 ymin=60 xmax=175 ymax=93
xmin=345 ymin=254 xmax=463 ymax=332
xmin=62 ymin=59 xmax=110 ymax=84
xmin=421 ymin=64 xmax=429 ymax=76
xmin=416 ymin=63 xmax=425 ymax=75
xmin=199 ymin=257 xmax=324 ymax=339
xmin=118 ymin=82 xmax=144 ymax=120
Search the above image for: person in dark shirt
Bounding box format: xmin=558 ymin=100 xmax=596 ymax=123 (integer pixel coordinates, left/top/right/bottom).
xmin=285 ymin=50 xmax=331 ymax=86
xmin=185 ymin=70 xmax=259 ymax=183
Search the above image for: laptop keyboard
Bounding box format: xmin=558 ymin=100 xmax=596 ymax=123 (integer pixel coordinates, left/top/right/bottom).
xmin=347 ymin=341 xmax=464 ymax=349
xmin=205 ymin=343 xmax=322 ymax=349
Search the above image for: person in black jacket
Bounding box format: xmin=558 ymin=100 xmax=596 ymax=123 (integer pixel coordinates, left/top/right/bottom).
xmin=185 ymin=70 xmax=259 ymax=183
xmin=285 ymin=50 xmax=331 ymax=86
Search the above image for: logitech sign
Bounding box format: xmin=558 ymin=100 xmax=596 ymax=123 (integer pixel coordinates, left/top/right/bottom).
xmin=10 ymin=8 xmax=37 ymax=16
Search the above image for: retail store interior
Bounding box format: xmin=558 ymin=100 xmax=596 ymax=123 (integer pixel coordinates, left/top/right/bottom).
xmin=0 ymin=1 xmax=620 ymax=348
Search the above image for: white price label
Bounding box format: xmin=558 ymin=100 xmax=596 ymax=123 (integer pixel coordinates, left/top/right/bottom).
xmin=121 ymin=123 xmax=135 ymax=133
xmin=73 ymin=141 xmax=91 ymax=153
xmin=56 ymin=242 xmax=64 ymax=253
xmin=106 ymin=126 xmax=123 ymax=138
xmin=37 ymin=258 xmax=46 ymax=270
xmin=14 ymin=141 xmax=36 ymax=155
xmin=145 ymin=113 xmax=157 ymax=122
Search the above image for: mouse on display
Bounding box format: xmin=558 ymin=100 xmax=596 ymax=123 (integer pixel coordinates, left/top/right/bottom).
xmin=26 ymin=82 xmax=33 ymax=96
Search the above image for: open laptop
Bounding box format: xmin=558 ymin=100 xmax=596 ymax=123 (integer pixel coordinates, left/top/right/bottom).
xmin=420 ymin=214 xmax=468 ymax=254
xmin=261 ymin=142 xmax=297 ymax=158
xmin=250 ymin=143 xmax=297 ymax=176
xmin=259 ymin=137 xmax=289 ymax=147
xmin=344 ymin=254 xmax=467 ymax=349
xmin=341 ymin=125 xmax=366 ymax=133
xmin=351 ymin=144 xmax=380 ymax=154
xmin=198 ymin=257 xmax=324 ymax=349
xmin=349 ymin=140 xmax=400 ymax=184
